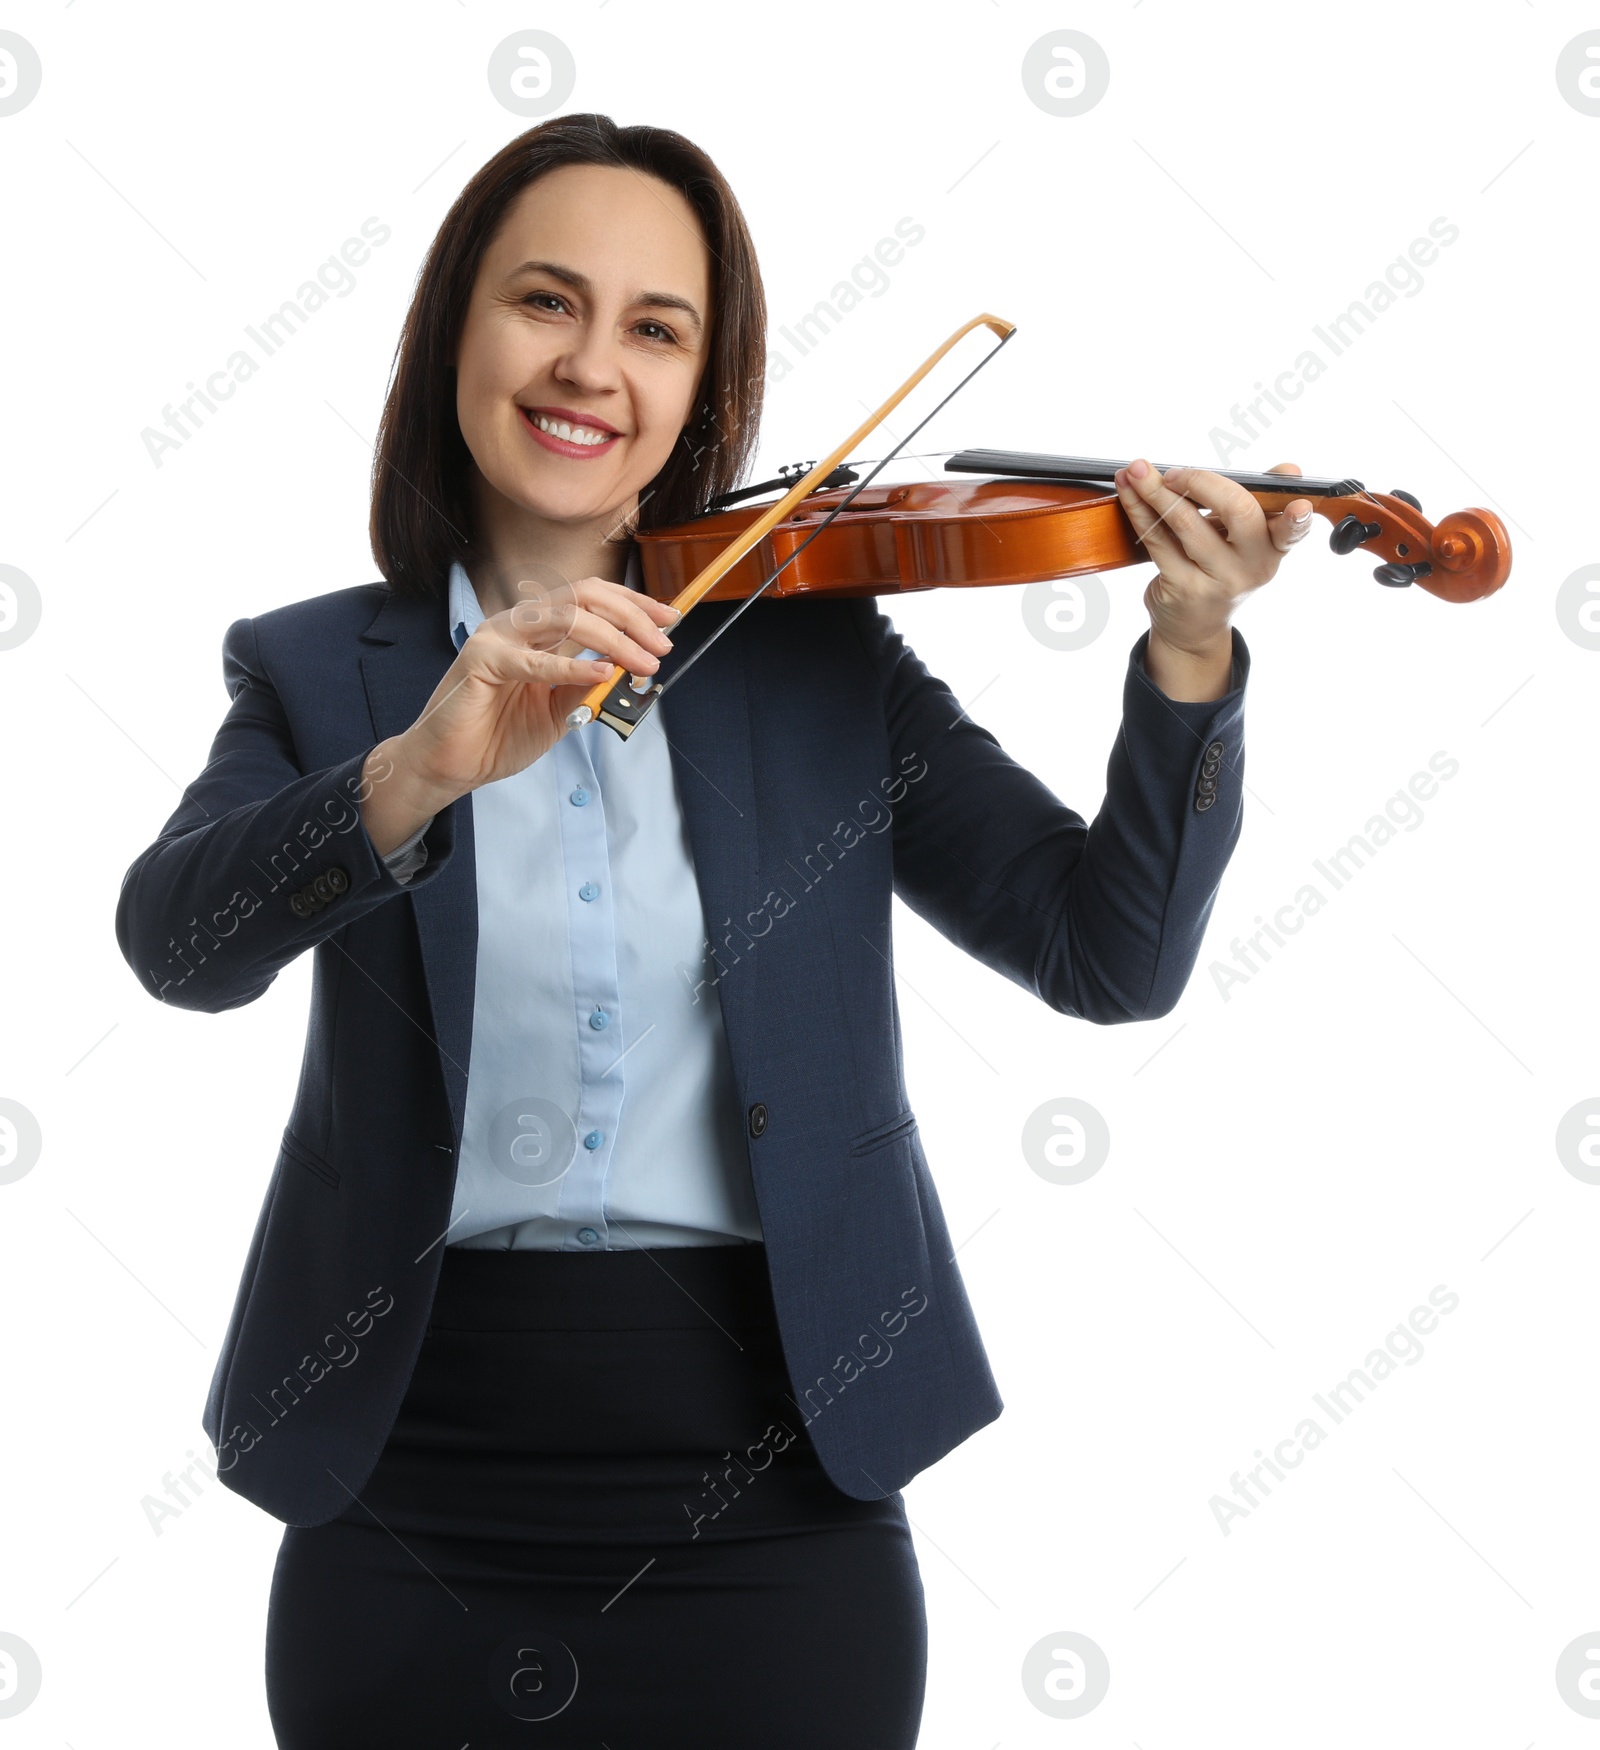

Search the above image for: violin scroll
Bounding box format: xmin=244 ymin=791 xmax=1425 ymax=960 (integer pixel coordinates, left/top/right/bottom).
xmin=1294 ymin=489 xmax=1510 ymax=604
xmin=1422 ymin=507 xmax=1512 ymax=603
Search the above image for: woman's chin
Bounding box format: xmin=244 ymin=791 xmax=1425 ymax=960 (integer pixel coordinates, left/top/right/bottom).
xmin=505 ymin=479 xmax=640 ymax=532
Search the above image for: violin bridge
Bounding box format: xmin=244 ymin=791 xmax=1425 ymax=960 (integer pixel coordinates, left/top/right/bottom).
xmin=592 ymin=672 xmax=664 ymax=739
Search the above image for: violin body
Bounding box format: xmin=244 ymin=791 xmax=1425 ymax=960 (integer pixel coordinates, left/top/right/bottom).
xmin=636 ymin=468 xmax=1511 ymax=609
xmin=637 ymin=479 xmax=1140 ymax=602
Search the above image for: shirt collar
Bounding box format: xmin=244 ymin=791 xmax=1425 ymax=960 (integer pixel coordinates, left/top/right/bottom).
xmin=446 ymin=559 xmax=482 ymax=653
xmin=447 ymin=547 xmax=643 ymax=653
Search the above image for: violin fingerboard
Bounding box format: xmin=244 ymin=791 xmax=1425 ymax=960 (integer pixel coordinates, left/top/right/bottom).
xmin=944 ymin=449 xmax=1362 ymax=499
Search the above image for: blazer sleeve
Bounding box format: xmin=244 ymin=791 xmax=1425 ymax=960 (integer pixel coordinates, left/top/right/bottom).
xmin=115 ymin=615 xmax=457 ymax=1012
xmin=850 ymin=600 xmax=1249 ymax=1022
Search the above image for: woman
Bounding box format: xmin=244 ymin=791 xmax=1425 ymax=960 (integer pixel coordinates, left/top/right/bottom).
xmin=116 ymin=114 xmax=1311 ymax=1747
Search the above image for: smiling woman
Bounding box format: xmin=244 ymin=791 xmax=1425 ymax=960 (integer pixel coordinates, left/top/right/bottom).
xmin=451 ymin=167 xmax=713 ymax=581
xmin=117 ymin=108 xmax=1300 ymax=1750
xmin=370 ymin=117 xmax=764 ymax=601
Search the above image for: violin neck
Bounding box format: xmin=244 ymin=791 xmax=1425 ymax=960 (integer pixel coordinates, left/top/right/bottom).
xmin=944 ymin=449 xmax=1363 ymax=500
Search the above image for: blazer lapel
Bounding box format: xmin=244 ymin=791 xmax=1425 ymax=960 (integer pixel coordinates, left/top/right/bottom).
xmin=654 ymin=604 xmax=760 ymax=1067
xmin=358 ymin=589 xmax=478 ymax=1143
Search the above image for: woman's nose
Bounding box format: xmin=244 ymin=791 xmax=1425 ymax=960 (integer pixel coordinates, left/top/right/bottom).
xmin=553 ymin=328 xmax=623 ymax=393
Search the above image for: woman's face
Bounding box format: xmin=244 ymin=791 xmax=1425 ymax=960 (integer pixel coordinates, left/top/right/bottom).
xmin=454 ymin=162 xmax=713 ymax=537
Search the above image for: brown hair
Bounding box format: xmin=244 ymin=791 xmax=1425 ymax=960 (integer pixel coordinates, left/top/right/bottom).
xmin=369 ymin=113 xmax=766 ymax=597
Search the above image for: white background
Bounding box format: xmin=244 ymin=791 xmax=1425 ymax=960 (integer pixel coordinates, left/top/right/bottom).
xmin=2 ymin=2 xmax=1597 ymax=1744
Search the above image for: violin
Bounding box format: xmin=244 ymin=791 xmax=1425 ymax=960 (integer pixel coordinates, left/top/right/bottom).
xmin=634 ymin=450 xmax=1511 ymax=608
xmin=567 ymin=315 xmax=1512 ymax=740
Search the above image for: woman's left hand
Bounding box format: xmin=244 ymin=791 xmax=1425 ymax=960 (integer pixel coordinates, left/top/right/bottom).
xmin=1114 ymin=458 xmax=1312 ymax=701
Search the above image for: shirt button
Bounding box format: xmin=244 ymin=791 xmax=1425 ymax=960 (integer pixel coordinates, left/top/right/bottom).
xmin=576 ymin=1227 xmax=600 ymax=1246
xmin=570 ymin=787 xmax=590 ymax=807
xmin=583 ymin=1130 xmax=604 ymax=1150
xmin=589 ymin=1007 xmax=611 ymax=1030
xmin=579 ymin=881 xmax=600 ymax=902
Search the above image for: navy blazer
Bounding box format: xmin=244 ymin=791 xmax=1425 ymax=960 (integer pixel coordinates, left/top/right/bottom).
xmin=116 ymin=581 xmax=1248 ymax=1527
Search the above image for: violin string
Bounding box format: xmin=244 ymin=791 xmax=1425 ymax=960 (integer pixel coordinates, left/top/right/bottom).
xmin=651 ymin=331 xmax=1017 ymax=702
xmin=836 ymin=449 xmax=956 ymax=471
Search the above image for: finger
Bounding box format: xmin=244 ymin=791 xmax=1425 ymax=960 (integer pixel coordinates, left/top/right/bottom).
xmin=576 ymin=574 xmax=682 ymax=621
xmin=562 ymin=604 xmax=670 ymax=676
xmin=1266 ymin=508 xmax=1314 ymax=552
xmin=1115 ymin=461 xmax=1224 ymax=575
xmin=512 ymin=647 xmax=616 ymax=689
xmin=571 ymin=577 xmax=679 ymax=652
xmin=639 ymin=591 xmax=683 ymax=626
xmin=1264 ymin=469 xmax=1314 ymax=550
xmin=504 ymin=577 xmax=675 ymax=655
xmin=1156 ymin=464 xmax=1267 ymax=541
xmin=476 ymin=609 xmax=662 ymax=681
xmin=1117 ymin=490 xmax=1210 ymax=591
xmin=491 ymin=597 xmax=670 ymax=674
xmin=501 ymin=588 xmax=579 ymax=649
xmin=1262 ymin=461 xmax=1312 ymax=529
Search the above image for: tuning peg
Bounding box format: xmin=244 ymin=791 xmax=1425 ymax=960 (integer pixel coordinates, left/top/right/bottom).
xmin=1373 ymin=561 xmax=1433 ymax=588
xmin=1329 ymin=514 xmax=1382 ymax=555
xmin=1390 ymin=489 xmax=1422 ymax=511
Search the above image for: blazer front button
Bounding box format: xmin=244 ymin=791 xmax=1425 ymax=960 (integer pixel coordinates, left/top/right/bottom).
xmin=748 ymin=1102 xmax=768 ymax=1138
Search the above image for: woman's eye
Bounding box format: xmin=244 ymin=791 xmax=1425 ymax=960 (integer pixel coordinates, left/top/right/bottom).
xmin=523 ymin=292 xmax=566 ymax=312
xmin=636 ymin=321 xmax=676 ymax=344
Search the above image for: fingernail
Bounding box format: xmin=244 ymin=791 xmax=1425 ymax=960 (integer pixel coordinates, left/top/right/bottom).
xmin=1292 ymin=510 xmax=1313 ymax=525
xmin=1128 ymin=458 xmax=1150 ymax=480
xmin=664 ymin=607 xmax=682 ymax=624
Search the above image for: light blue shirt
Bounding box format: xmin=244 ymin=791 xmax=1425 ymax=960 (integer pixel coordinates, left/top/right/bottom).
xmin=383 ymin=555 xmax=762 ymax=1251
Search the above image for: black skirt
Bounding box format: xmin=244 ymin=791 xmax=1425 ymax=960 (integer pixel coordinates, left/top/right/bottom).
xmin=265 ymin=1243 xmax=926 ymax=1748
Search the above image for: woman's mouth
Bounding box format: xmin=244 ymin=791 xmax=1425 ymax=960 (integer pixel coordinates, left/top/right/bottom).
xmin=518 ymin=406 xmax=622 ymax=459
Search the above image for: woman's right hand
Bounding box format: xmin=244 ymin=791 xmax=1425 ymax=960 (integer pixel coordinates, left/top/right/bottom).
xmin=360 ymin=574 xmax=678 ymax=857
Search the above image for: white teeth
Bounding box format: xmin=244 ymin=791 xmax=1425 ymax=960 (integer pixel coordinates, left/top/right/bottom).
xmin=531 ymin=412 xmax=612 ymax=447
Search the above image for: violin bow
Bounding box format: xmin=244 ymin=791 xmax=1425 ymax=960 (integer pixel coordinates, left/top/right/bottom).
xmin=566 ymin=312 xmax=1018 ymax=739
